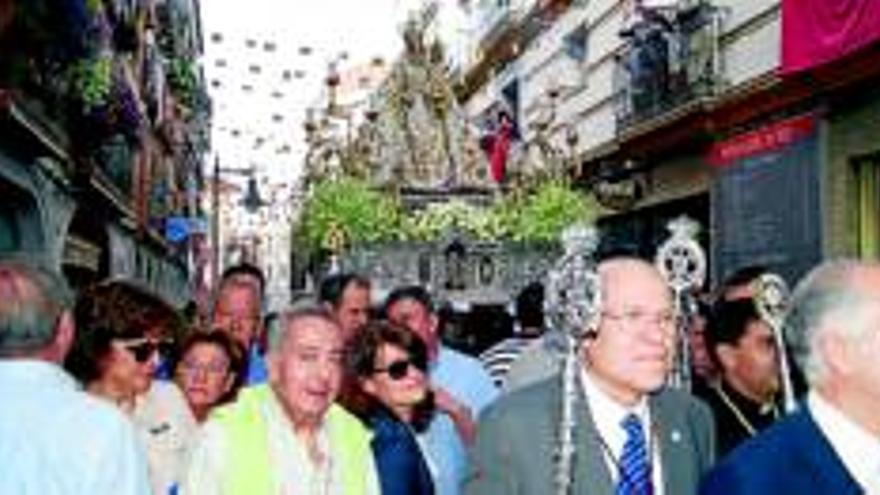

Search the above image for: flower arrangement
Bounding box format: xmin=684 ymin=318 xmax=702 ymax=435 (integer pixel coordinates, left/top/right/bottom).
xmin=296 ymin=177 xmax=599 ymax=255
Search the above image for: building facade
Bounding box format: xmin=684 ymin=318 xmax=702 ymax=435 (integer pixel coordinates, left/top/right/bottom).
xmin=0 ymin=0 xmax=211 ymax=305
xmin=457 ymin=0 xmax=880 ymax=286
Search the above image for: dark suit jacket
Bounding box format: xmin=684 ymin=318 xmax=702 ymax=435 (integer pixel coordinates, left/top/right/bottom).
xmin=699 ymin=406 xmax=861 ymax=495
xmin=464 ymin=377 xmax=715 ymax=495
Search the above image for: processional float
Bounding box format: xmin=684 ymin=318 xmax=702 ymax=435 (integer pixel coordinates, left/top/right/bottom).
xmin=545 ymin=223 xmax=602 ymax=495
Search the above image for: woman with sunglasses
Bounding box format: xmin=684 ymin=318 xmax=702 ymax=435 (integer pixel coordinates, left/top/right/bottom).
xmin=172 ymin=330 xmax=244 ymax=423
xmin=350 ymin=321 xmax=436 ymax=495
xmin=65 ymin=280 xmax=197 ymax=495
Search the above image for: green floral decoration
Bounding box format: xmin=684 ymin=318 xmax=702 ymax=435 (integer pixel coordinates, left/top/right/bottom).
xmin=295 ymin=178 xmax=598 ymax=255
xmin=507 ymin=179 xmax=599 ymax=243
xmin=299 ymin=177 xmax=402 ymax=251
xmin=403 ymin=200 xmax=507 ymax=241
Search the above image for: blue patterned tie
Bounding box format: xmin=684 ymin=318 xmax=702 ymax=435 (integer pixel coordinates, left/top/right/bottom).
xmin=616 ymin=413 xmax=653 ymax=495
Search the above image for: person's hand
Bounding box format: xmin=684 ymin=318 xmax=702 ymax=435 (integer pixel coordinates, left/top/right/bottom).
xmin=433 ymin=385 xmax=476 ymax=445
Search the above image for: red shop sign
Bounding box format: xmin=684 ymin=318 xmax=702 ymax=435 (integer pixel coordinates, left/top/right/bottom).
xmin=708 ymin=114 xmax=815 ymax=167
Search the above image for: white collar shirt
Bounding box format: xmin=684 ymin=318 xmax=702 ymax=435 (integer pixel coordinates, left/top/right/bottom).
xmin=809 ymin=391 xmax=880 ymax=494
xmin=581 ymin=369 xmax=664 ymax=495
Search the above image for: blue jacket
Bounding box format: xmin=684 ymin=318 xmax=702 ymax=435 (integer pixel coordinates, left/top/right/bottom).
xmin=369 ymin=407 xmax=435 ymax=495
xmin=700 ymin=406 xmax=861 ymax=495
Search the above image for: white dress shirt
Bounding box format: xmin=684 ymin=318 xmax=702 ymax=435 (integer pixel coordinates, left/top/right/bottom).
xmin=809 ymin=391 xmax=880 ymax=494
xmin=0 ymin=360 xmax=151 ymax=495
xmin=581 ymin=370 xmax=665 ymax=495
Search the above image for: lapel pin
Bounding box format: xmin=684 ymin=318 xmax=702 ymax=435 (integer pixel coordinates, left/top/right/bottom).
xmin=670 ymin=430 xmax=682 ymax=443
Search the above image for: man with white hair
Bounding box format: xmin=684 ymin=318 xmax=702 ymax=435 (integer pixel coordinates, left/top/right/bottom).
xmin=182 ymin=307 xmax=379 ymax=495
xmin=0 ymin=259 xmax=150 ymax=495
xmin=701 ymin=260 xmax=880 ymax=494
xmin=468 ymin=257 xmax=714 ymax=495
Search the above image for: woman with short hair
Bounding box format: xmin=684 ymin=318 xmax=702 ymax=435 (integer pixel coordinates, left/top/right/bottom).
xmin=350 ymin=321 xmax=436 ymax=495
xmin=65 ymin=280 xmax=196 ymax=495
xmin=172 ymin=330 xmax=244 ymax=423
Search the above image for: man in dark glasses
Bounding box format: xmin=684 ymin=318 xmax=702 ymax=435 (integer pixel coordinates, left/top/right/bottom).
xmin=0 ymin=259 xmax=151 ymax=495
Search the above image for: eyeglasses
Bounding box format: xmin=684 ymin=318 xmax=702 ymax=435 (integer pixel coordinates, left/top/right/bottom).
xmin=373 ymin=358 xmax=425 ymax=380
xmin=602 ymin=309 xmax=676 ymax=329
xmin=118 ymin=339 xmax=172 ymax=363
xmin=180 ymin=360 xmax=229 ymax=376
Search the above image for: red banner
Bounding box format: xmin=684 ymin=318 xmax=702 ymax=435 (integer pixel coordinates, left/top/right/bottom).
xmin=782 ymin=0 xmax=880 ymax=73
xmin=708 ymin=114 xmax=815 ymax=166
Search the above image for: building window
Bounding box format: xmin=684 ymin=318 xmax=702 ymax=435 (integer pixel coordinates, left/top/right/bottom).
xmin=854 ymin=157 xmax=880 ymax=258
xmin=564 ymin=23 xmax=590 ymax=64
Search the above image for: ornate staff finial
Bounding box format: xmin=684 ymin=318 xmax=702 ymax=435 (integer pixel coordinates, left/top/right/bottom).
xmin=654 ymin=215 xmax=706 ymax=390
xmin=545 ymin=222 xmax=602 ymax=337
xmin=752 ymin=272 xmax=797 ymax=414
xmin=323 ymin=222 xmax=347 ymax=275
xmin=655 ymin=216 xmax=706 ymax=293
xmin=545 ymin=221 xmax=601 ymax=495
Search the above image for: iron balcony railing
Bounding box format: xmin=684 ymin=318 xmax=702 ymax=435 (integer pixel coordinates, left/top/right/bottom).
xmin=613 ymin=0 xmax=725 ymax=132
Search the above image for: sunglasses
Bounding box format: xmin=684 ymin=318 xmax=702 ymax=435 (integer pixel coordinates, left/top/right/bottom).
xmin=119 ymin=340 xmax=172 ymax=363
xmin=373 ymin=358 xmax=426 ymax=380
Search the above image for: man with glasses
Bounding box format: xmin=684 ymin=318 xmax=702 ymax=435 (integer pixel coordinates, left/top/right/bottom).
xmin=0 ymin=259 xmax=151 ymax=495
xmin=467 ymin=257 xmax=714 ymax=495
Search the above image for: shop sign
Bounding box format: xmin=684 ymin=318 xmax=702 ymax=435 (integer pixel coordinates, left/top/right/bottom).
xmin=708 ymin=114 xmax=815 ymax=166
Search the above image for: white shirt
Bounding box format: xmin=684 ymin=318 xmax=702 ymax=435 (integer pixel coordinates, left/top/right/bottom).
xmin=581 ymin=370 xmax=665 ymax=495
xmin=133 ymin=381 xmax=198 ymax=495
xmin=809 ymin=391 xmax=880 ymax=494
xmin=0 ymin=360 xmax=151 ymax=495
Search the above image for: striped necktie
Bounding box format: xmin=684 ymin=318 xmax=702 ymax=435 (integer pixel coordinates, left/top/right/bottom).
xmin=616 ymin=413 xmax=653 ymax=495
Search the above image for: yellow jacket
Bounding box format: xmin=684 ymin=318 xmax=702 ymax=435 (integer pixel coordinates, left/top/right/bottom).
xmin=210 ymin=385 xmax=374 ymax=495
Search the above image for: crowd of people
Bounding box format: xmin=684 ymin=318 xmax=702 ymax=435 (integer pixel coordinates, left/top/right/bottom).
xmin=2 ymin=253 xmax=880 ymax=494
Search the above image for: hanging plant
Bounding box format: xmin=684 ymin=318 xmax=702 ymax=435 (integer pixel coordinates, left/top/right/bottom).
xmin=68 ymin=53 xmax=112 ymax=113
xmin=167 ymin=56 xmax=197 ymax=109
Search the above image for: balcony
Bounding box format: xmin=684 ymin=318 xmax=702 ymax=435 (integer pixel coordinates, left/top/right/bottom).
xmin=613 ymin=1 xmax=723 ymax=134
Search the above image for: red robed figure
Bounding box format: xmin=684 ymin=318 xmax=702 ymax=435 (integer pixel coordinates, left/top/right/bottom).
xmin=489 ymin=115 xmax=513 ymax=183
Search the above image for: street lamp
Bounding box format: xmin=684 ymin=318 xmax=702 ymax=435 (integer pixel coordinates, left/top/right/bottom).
xmin=210 ymin=155 xmax=265 ymax=284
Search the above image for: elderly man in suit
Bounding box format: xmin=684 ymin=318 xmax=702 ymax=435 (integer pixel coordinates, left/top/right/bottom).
xmin=700 ymin=260 xmax=880 ymax=494
xmin=466 ymin=257 xmax=715 ymax=495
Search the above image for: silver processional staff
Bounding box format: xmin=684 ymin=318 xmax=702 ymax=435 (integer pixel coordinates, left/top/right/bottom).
xmin=654 ymin=216 xmax=707 ymax=391
xmin=752 ymin=272 xmax=798 ymax=414
xmin=545 ymin=222 xmax=601 ymax=495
